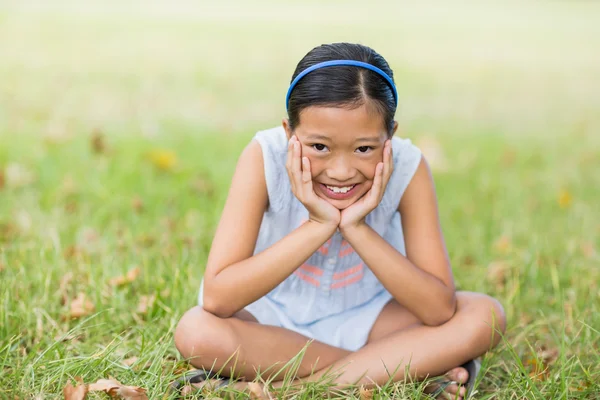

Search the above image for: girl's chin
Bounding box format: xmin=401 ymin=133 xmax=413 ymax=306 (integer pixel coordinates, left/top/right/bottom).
xmin=316 ymin=193 xmax=361 ymax=210
xmin=325 ymin=198 xmax=356 ymax=210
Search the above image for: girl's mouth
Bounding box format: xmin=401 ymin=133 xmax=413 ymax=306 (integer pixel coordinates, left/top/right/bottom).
xmin=319 ymin=183 xmax=360 ymax=200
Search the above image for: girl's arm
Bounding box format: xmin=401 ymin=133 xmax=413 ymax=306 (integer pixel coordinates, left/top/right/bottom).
xmin=202 ymin=140 xmax=337 ymax=318
xmin=340 ymin=156 xmax=457 ymax=326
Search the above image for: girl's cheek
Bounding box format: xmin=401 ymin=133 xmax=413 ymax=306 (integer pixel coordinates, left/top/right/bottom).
xmin=305 ymin=154 xmax=323 ymax=177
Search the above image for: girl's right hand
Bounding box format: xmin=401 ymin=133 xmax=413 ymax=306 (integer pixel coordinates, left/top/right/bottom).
xmin=286 ymin=136 xmax=340 ymax=227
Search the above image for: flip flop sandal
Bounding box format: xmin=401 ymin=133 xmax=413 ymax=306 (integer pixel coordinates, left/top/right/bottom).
xmin=169 ymin=369 xmax=231 ymax=397
xmin=430 ymin=359 xmax=481 ymax=399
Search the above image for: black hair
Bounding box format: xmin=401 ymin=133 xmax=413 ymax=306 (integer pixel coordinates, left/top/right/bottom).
xmin=287 ymin=43 xmax=397 ymax=135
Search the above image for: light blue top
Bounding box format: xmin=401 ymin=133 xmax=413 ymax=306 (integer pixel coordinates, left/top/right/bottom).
xmin=199 ymin=126 xmax=422 ymax=328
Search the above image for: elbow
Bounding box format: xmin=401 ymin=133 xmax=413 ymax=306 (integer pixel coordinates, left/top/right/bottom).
xmin=202 ymin=295 xmax=235 ymax=318
xmin=423 ymin=293 xmax=457 ymax=327
xmin=201 ymin=285 xmax=236 ymax=318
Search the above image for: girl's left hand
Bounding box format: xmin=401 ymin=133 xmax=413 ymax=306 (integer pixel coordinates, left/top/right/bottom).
xmin=339 ymin=140 xmax=393 ymax=233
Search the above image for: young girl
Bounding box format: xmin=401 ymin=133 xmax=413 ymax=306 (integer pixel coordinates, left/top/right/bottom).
xmin=173 ymin=43 xmax=506 ymax=399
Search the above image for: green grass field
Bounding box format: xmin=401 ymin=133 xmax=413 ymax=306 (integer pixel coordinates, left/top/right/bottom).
xmin=1 ymin=1 xmax=599 ymax=398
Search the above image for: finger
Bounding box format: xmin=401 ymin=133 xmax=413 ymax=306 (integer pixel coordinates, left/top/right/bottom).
xmin=369 ymin=162 xmax=384 ymax=202
xmin=382 ymin=140 xmax=393 ymax=186
xmin=285 ymin=136 xmax=293 ymax=177
xmin=301 ymin=157 xmax=313 ymax=185
xmin=292 ymin=139 xmax=303 ymax=185
xmin=286 ymin=137 xmax=297 ymax=192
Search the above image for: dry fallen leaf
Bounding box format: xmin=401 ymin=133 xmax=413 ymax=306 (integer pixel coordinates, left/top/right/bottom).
xmin=109 ymin=267 xmax=141 ymax=287
xmin=501 ymin=148 xmax=517 ymax=167
xmin=123 ymin=357 xmax=138 ymax=367
xmin=558 ymin=189 xmax=572 ymax=209
xmin=89 ymin=376 xmax=148 ymax=400
xmin=248 ymin=382 xmax=273 ymax=400
xmin=148 ymin=149 xmax=177 ymax=171
xmin=63 ymin=377 xmax=87 ymax=400
xmin=581 ymin=242 xmax=596 ymax=259
xmin=486 ymin=261 xmax=510 ymax=289
xmin=0 ymin=167 xmax=5 ymax=190
xmin=493 ymin=235 xmax=512 ymax=253
xmin=91 ymin=129 xmax=107 ymax=154
xmin=131 ymin=196 xmax=144 ymax=213
xmin=191 ymin=176 xmax=215 ymax=196
xmin=59 ymin=272 xmax=74 ymax=305
xmin=69 ymin=292 xmax=95 ymax=319
xmin=359 ymin=386 xmax=374 ymax=400
xmin=137 ymin=294 xmax=155 ymax=314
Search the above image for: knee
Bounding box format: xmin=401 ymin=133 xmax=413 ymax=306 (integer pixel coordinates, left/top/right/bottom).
xmin=459 ymin=293 xmax=507 ymax=347
xmin=174 ymin=306 xmax=237 ymax=366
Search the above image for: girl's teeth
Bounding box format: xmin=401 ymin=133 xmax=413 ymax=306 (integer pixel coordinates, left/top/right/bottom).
xmin=327 ymin=185 xmax=354 ymax=193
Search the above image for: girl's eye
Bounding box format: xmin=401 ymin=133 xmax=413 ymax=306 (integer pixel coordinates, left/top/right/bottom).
xmin=312 ymin=144 xmax=328 ymax=152
xmin=356 ymin=146 xmax=373 ymax=153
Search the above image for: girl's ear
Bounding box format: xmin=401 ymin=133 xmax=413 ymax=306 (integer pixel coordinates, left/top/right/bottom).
xmin=282 ymin=118 xmax=293 ymax=140
xmin=391 ymin=121 xmax=399 ymax=136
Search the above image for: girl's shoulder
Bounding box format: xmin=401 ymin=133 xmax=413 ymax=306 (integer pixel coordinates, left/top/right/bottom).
xmin=380 ymin=135 xmax=423 ymax=211
xmin=252 ymin=126 xmax=291 ymax=212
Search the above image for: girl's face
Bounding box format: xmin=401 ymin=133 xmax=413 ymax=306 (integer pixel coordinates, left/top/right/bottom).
xmin=283 ymin=104 xmax=395 ymax=210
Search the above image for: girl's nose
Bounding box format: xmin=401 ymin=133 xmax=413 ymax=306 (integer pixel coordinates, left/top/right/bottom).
xmin=325 ymin=157 xmax=356 ymax=182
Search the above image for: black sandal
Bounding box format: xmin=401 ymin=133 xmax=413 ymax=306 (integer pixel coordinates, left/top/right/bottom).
xmin=430 ymin=359 xmax=481 ymax=399
xmin=169 ymin=369 xmax=231 ymax=396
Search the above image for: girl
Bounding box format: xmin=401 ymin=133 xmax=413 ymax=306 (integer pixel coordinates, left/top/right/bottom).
xmin=173 ymin=43 xmax=506 ymax=399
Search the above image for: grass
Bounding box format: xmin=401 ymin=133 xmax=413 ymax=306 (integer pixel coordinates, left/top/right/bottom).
xmin=1 ymin=1 xmax=599 ymax=398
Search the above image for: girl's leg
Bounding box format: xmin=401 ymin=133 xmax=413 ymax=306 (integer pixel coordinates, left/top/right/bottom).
xmin=175 ymin=292 xmax=505 ymax=397
xmin=174 ymin=306 xmax=351 ymax=380
xmin=275 ymin=291 xmax=505 ymax=396
xmin=174 ymin=296 xmax=430 ymax=381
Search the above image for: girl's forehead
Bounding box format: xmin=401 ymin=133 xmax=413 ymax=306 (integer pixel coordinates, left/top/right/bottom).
xmin=297 ymin=105 xmax=387 ymax=142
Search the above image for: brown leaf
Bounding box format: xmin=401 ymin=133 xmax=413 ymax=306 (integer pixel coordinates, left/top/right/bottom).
xmin=63 ymin=246 xmax=81 ymax=261
xmin=581 ymin=242 xmax=596 ymax=259
xmin=89 ymin=377 xmax=148 ymax=400
xmin=131 ymin=196 xmax=144 ymax=213
xmin=486 ymin=261 xmax=510 ymax=289
xmin=109 ymin=267 xmax=141 ymax=287
xmin=248 ymin=382 xmax=273 ymax=400
xmin=137 ymin=294 xmax=155 ymax=314
xmin=501 ymin=148 xmax=517 ymax=166
xmin=191 ymin=176 xmax=215 ymax=196
xmin=69 ymin=292 xmax=95 ymax=319
xmin=524 ymin=347 xmax=559 ymax=382
xmin=59 ymin=272 xmax=74 ymax=305
xmin=493 ymin=235 xmax=512 ymax=253
xmin=359 ymin=386 xmax=374 ymax=400
xmin=122 ymin=356 xmax=138 ymax=367
xmin=91 ymin=129 xmax=106 ymax=154
xmin=0 ymin=167 xmax=5 ymax=190
xmin=63 ymin=377 xmax=88 ymax=400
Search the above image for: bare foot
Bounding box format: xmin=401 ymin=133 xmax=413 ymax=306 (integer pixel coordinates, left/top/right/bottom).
xmin=424 ymin=366 xmax=469 ymax=400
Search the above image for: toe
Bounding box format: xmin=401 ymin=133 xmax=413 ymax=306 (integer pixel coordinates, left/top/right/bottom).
xmin=445 ymin=366 xmax=469 ymax=385
xmin=445 ymin=383 xmax=467 ymax=397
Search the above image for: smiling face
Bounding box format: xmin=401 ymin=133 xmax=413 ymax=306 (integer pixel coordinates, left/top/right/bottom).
xmin=283 ymin=104 xmax=396 ymax=210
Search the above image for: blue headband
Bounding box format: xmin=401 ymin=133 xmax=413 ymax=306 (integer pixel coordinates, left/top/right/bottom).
xmin=285 ymin=60 xmax=398 ymax=111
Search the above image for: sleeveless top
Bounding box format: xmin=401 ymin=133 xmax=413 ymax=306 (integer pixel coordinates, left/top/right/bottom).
xmin=199 ymin=126 xmax=422 ymax=325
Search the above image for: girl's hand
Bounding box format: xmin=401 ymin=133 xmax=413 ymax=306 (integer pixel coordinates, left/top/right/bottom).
xmin=286 ymin=136 xmax=341 ymax=227
xmin=339 ymin=140 xmax=393 ymax=233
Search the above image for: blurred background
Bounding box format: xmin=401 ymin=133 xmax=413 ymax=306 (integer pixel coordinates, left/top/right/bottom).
xmin=1 ymin=1 xmax=599 ymax=397
xmin=1 ymin=0 xmax=599 ymax=139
